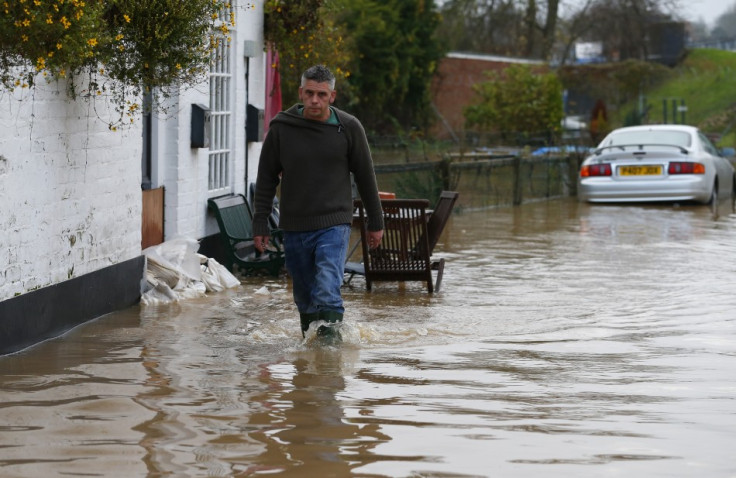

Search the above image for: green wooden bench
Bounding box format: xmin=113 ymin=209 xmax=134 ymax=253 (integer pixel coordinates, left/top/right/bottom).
xmin=207 ymin=194 xmax=285 ymax=277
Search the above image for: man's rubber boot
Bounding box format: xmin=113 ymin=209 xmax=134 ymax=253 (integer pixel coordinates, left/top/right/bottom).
xmin=299 ymin=312 xmax=320 ymax=338
xmin=316 ymin=310 xmax=343 ymax=344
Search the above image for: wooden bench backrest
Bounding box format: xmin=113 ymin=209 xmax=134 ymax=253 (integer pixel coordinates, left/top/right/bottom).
xmin=426 ymin=191 xmax=459 ymax=254
xmin=356 ymin=198 xmax=434 ymax=290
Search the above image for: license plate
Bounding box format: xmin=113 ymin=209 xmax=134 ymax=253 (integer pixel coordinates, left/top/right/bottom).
xmin=619 ymin=165 xmax=662 ymax=176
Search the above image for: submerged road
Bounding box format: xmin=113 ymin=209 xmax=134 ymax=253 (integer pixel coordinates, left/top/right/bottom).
xmin=1 ymin=197 xmax=735 ymax=477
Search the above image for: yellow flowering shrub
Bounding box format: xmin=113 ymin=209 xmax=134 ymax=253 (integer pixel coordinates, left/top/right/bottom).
xmin=0 ymin=0 xmax=237 ymax=126
xmin=0 ymin=0 xmax=104 ymax=85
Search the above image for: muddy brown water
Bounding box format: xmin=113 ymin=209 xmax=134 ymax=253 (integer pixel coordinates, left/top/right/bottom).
xmin=2 ymin=198 xmax=735 ymax=477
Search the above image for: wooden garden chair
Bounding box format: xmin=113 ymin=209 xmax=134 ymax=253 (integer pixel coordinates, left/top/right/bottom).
xmin=346 ymin=192 xmax=458 ymax=292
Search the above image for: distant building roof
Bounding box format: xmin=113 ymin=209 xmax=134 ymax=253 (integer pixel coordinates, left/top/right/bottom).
xmin=447 ymin=52 xmax=545 ymax=65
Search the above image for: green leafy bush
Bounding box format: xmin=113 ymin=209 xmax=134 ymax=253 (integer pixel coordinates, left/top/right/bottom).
xmin=264 ymin=0 xmax=350 ymax=107
xmin=465 ymin=64 xmax=563 ymax=142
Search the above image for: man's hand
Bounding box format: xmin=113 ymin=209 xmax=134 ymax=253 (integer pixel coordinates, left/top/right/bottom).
xmin=367 ymin=230 xmax=383 ymax=249
xmin=254 ymin=235 xmax=270 ymax=253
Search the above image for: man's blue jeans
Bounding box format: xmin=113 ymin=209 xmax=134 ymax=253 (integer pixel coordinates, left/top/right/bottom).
xmin=283 ymin=224 xmax=350 ymax=315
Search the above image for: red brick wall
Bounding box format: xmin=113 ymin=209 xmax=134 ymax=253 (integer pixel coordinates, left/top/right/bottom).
xmin=430 ymin=54 xmax=547 ymax=140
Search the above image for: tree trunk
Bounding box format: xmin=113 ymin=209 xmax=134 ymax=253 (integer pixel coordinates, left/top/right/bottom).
xmin=541 ymin=0 xmax=559 ymax=60
xmin=524 ymin=0 xmax=537 ymax=57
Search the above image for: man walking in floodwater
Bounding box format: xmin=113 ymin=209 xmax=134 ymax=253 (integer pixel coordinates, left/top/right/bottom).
xmin=252 ymin=64 xmax=384 ymax=340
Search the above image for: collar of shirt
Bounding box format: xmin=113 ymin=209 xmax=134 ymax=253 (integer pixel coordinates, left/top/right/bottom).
xmin=298 ymin=106 xmax=339 ymax=125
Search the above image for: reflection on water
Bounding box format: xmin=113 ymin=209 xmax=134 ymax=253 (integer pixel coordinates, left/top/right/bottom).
xmin=1 ymin=198 xmax=736 ymax=477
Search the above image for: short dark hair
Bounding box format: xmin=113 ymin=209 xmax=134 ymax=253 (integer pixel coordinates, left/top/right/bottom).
xmin=301 ymin=65 xmax=335 ymax=89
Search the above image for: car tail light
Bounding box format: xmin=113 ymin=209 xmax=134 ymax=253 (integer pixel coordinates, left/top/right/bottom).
xmin=668 ymin=162 xmax=705 ymax=174
xmin=580 ymin=163 xmax=612 ymax=177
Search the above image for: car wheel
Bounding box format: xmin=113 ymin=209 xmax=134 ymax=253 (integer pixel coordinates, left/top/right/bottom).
xmin=708 ymin=181 xmax=718 ymax=205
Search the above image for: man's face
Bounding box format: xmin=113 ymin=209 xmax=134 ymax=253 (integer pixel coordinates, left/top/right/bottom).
xmin=298 ymin=80 xmax=336 ymax=122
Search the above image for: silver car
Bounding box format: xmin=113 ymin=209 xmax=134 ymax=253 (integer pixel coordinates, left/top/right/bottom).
xmin=578 ymin=125 xmax=735 ymax=204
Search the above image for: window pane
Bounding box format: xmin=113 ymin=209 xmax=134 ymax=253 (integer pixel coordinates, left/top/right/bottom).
xmin=207 ymin=3 xmax=233 ymax=192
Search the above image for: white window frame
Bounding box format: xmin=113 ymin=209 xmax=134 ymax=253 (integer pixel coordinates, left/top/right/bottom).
xmin=208 ymin=5 xmax=234 ymax=193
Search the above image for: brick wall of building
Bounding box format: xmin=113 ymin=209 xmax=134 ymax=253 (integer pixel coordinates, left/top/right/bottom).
xmin=0 ymin=83 xmax=142 ymax=301
xmin=430 ymin=53 xmax=546 ymax=140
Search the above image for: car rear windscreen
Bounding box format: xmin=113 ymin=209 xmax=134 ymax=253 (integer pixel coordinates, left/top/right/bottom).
xmin=604 ymin=130 xmax=691 ymax=147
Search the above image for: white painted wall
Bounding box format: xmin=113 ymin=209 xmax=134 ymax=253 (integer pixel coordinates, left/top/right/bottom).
xmin=0 ymin=0 xmax=267 ymax=302
xmin=152 ymin=0 xmax=266 ymax=242
xmin=0 ymin=82 xmax=143 ymax=301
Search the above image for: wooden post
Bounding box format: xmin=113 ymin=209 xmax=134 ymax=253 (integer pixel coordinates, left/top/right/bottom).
xmin=437 ymin=155 xmax=452 ymax=191
xmin=513 ymin=155 xmax=523 ymax=205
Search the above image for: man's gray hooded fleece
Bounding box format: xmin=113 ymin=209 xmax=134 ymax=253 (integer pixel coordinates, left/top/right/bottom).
xmin=252 ymin=104 xmax=384 ymax=237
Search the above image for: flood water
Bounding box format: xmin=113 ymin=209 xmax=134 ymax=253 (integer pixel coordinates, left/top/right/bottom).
xmin=2 ymin=198 xmax=736 ymax=477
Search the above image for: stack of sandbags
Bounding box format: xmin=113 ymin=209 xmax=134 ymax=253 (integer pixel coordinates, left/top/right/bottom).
xmin=141 ymin=237 xmax=240 ymax=305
